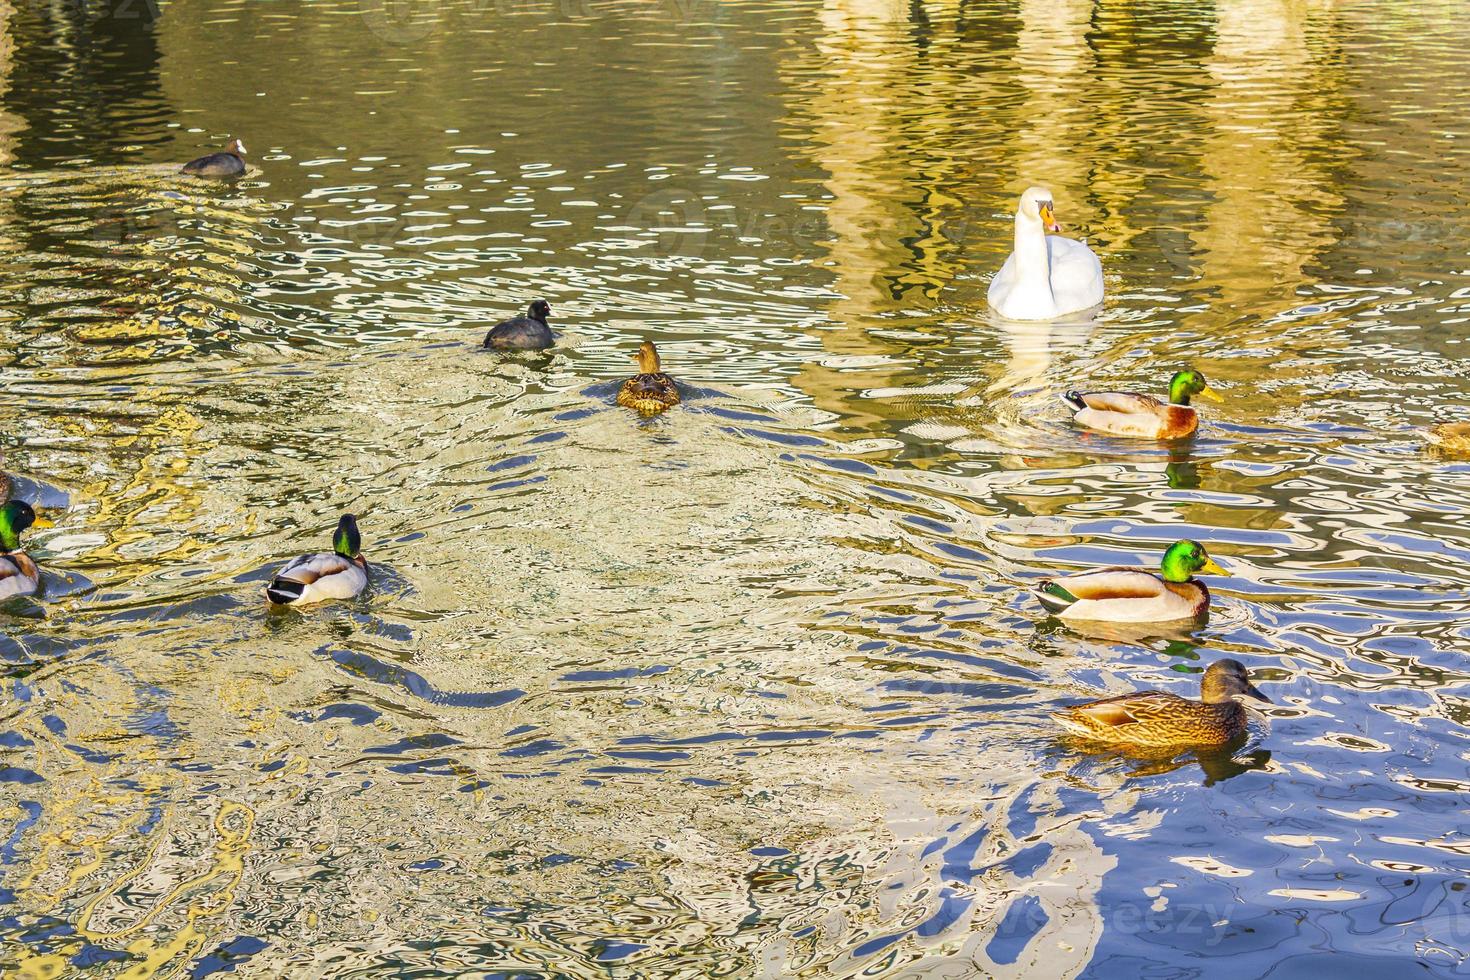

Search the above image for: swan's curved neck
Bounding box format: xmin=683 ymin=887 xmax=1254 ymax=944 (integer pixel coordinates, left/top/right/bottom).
xmin=1013 ymin=211 xmax=1053 ymax=295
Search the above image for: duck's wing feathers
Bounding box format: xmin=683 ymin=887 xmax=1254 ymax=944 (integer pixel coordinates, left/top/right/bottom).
xmin=1054 ymin=690 xmax=1245 ymax=746
xmin=1051 ymin=690 xmax=1199 ymax=742
xmin=1072 ymin=691 xmax=1188 ymax=727
xmin=268 ymin=552 xmax=367 ymax=604
xmin=1065 ymin=391 xmax=1165 ymax=415
xmin=274 ymin=552 xmax=353 ymax=584
xmin=1033 ymin=567 xmax=1165 ymax=614
xmin=1049 ymin=567 xmax=1167 ymax=600
xmin=1034 ymin=568 xmax=1205 ymax=622
xmin=618 ymin=372 xmax=681 ymax=414
xmin=0 ymin=553 xmax=40 ymax=599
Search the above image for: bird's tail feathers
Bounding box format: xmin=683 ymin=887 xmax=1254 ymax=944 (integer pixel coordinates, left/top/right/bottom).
xmin=266 ymin=578 xmax=305 ymax=605
xmin=1034 ymin=579 xmax=1079 ymax=613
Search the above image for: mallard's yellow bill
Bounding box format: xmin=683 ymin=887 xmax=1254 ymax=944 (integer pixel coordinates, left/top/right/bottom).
xmin=1199 ymin=557 xmax=1228 ymax=575
xmin=31 ymin=516 xmax=55 ymax=529
xmin=1198 ymin=385 xmax=1224 ymax=403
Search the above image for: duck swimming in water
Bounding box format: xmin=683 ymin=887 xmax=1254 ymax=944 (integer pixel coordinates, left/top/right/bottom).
xmin=617 ymin=341 xmax=681 ymax=416
xmin=1032 ymin=539 xmax=1226 ymax=623
xmin=1424 ymin=422 xmax=1470 ymax=456
xmin=181 ymin=139 xmax=247 ymax=178
xmin=1064 ymin=369 xmax=1222 ymax=440
xmin=266 ymin=514 xmax=368 ymax=606
xmin=483 ymin=299 xmax=554 ymax=350
xmin=0 ymin=500 xmax=52 ymax=600
xmin=1052 ymin=658 xmax=1271 ymax=748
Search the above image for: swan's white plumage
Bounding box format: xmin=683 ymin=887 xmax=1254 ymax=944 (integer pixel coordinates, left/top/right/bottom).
xmin=988 ymin=186 xmax=1104 ymax=320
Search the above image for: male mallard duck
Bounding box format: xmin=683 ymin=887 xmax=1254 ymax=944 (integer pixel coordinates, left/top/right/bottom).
xmin=266 ymin=514 xmax=367 ymax=606
xmin=1063 ymin=369 xmax=1221 ymax=439
xmin=1052 ymin=658 xmax=1271 ymax=748
xmin=182 ymin=138 xmax=247 ymax=178
xmin=0 ymin=500 xmax=52 ymax=600
xmin=617 ymin=340 xmax=681 ymax=416
xmin=1033 ymin=539 xmax=1226 ymax=623
xmin=1424 ymin=422 xmax=1470 ymax=456
xmin=988 ymin=186 xmax=1105 ymax=320
xmin=483 ymin=299 xmax=553 ymax=350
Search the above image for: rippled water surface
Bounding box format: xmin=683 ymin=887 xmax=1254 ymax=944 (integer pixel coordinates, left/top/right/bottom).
xmin=3 ymin=0 xmax=1470 ymax=975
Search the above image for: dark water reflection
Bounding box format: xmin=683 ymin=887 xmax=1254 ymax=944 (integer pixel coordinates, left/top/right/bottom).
xmin=2 ymin=0 xmax=1470 ymax=975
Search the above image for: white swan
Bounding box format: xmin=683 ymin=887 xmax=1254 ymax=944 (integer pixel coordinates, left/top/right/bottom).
xmin=988 ymin=186 xmax=1104 ymax=320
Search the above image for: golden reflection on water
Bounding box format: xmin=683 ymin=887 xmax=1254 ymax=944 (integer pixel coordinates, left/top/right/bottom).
xmin=786 ymin=0 xmax=939 ymax=430
xmin=1196 ymin=0 xmax=1345 ymax=333
xmin=2 ymin=0 xmax=1470 ymax=975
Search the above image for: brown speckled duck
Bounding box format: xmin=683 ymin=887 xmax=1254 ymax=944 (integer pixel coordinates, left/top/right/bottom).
xmin=1424 ymin=422 xmax=1470 ymax=456
xmin=617 ymin=341 xmax=680 ymax=416
xmin=1052 ymin=659 xmax=1271 ymax=748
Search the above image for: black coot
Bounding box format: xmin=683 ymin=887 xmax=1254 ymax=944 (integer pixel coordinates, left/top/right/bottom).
xmin=483 ymin=299 xmax=554 ymax=350
xmin=182 ymin=139 xmax=247 ymax=178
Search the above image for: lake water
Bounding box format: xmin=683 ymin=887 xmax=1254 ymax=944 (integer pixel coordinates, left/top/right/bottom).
xmin=2 ymin=0 xmax=1469 ymax=975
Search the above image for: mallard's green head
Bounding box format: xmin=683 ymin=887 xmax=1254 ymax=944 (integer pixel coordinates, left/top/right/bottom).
xmin=1168 ymin=369 xmax=1223 ymax=406
xmin=1201 ymin=658 xmax=1270 ymax=704
xmin=333 ymin=514 xmax=361 ymax=559
xmin=1160 ymin=539 xmax=1226 ymax=583
xmin=0 ymin=500 xmax=50 ymax=553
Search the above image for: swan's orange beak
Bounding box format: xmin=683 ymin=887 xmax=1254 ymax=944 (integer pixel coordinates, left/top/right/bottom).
xmin=1039 ymin=202 xmax=1061 ymax=233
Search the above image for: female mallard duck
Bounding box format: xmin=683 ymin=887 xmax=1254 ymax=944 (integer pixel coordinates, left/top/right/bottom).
xmin=483 ymin=299 xmax=553 ymax=350
xmin=0 ymin=500 xmax=52 ymax=600
xmin=1052 ymin=658 xmax=1271 ymax=748
xmin=182 ymin=138 xmax=247 ymax=178
xmin=988 ymin=186 xmax=1105 ymax=320
xmin=1064 ymin=369 xmax=1221 ymax=439
xmin=1033 ymin=539 xmax=1226 ymax=623
xmin=266 ymin=514 xmax=367 ymax=606
xmin=617 ymin=341 xmax=680 ymax=416
xmin=1424 ymin=422 xmax=1470 ymax=456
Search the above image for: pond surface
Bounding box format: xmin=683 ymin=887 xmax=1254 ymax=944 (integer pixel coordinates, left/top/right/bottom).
xmin=2 ymin=0 xmax=1470 ymax=975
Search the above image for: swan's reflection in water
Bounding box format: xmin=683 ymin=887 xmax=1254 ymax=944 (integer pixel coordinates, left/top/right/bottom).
xmin=988 ymin=310 xmax=1100 ymax=396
